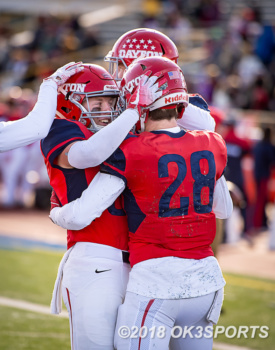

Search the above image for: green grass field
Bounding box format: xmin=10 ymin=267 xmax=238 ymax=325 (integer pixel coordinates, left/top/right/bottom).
xmin=0 ymin=248 xmax=274 ymax=350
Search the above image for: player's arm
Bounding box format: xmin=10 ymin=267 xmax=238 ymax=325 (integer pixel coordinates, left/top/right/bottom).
xmin=212 ymin=131 xmax=233 ymax=218
xmin=50 ymin=172 xmax=125 ymax=229
xmin=65 ymin=108 xmax=139 ymax=168
xmin=65 ymin=71 xmax=169 ymax=169
xmin=0 ymin=80 xmax=57 ymax=152
xmin=0 ymin=62 xmax=83 ymax=153
xmin=177 ymin=94 xmax=216 ymax=132
xmin=213 ymin=175 xmax=233 ymax=219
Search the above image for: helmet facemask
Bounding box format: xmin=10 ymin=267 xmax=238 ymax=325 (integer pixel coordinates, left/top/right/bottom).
xmin=104 ymin=54 xmax=129 ymax=84
xmin=68 ymin=91 xmax=119 ymax=133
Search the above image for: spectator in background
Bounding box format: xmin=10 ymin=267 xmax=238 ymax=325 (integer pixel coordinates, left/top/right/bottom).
xmin=212 ymin=78 xmax=232 ymax=110
xmin=237 ymin=41 xmax=265 ymax=89
xmin=255 ymin=24 xmax=275 ymax=67
xmin=253 ymin=127 xmax=275 ymax=230
xmin=165 ymin=10 xmax=192 ymax=46
xmin=141 ymin=0 xmax=162 ymax=29
xmin=194 ymin=0 xmax=220 ymax=26
xmin=250 ymin=76 xmax=269 ymax=110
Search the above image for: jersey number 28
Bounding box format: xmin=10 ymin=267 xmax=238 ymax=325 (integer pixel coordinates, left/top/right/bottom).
xmin=158 ymin=151 xmax=215 ymax=218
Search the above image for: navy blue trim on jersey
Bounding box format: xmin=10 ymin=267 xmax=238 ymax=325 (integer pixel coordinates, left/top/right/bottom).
xmin=150 ymin=130 xmax=186 ymax=138
xmin=100 ymin=164 xmax=127 ymax=185
xmin=105 ymin=148 xmax=126 ymax=171
xmin=124 ymin=133 xmax=138 ymax=140
xmin=62 ymin=168 xmax=89 ymax=202
xmin=107 ymin=202 xmax=126 ymax=216
xmin=48 ymin=140 xmax=79 ymax=167
xmin=123 ymin=187 xmax=146 ymax=233
xmin=189 ymin=95 xmax=210 ymax=112
xmin=41 ymin=119 xmax=86 ymax=161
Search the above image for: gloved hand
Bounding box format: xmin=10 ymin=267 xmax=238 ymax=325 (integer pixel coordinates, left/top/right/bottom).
xmin=50 ymin=189 xmax=61 ymax=210
xmin=127 ymin=71 xmax=168 ymax=114
xmin=44 ymin=62 xmax=84 ymax=87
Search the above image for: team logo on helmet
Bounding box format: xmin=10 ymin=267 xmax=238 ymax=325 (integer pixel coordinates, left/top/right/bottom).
xmin=122 ymin=76 xmax=141 ymax=95
xmin=119 ymin=49 xmax=163 ymax=59
xmin=118 ymin=37 xmax=163 ymax=60
xmin=62 ymin=83 xmax=86 ymax=92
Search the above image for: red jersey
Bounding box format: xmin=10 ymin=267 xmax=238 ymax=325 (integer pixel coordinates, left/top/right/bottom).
xmin=41 ymin=118 xmax=128 ymax=250
xmin=102 ymin=129 xmax=227 ymax=266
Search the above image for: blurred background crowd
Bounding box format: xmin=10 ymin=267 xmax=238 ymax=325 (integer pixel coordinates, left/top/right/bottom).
xmin=0 ymin=0 xmax=275 ymax=248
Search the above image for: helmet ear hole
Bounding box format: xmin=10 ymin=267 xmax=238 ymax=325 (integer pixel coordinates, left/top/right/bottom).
xmin=61 ymin=106 xmax=71 ymax=114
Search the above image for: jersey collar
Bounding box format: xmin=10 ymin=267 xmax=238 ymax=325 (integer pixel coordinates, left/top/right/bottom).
xmin=150 ymin=127 xmax=186 ymax=138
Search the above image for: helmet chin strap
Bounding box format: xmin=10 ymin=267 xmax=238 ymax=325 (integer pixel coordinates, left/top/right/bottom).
xmin=116 ymin=80 xmax=121 ymax=89
xmin=94 ymin=124 xmax=105 ymax=131
xmin=140 ymin=118 xmax=145 ymax=132
xmin=88 ymin=119 xmax=106 ymax=133
xmin=139 ymin=110 xmax=149 ymax=132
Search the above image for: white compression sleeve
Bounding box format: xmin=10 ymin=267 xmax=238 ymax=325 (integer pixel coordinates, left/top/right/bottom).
xmin=49 ymin=173 xmax=125 ymax=230
xmin=0 ymin=80 xmax=57 ymax=152
xmin=213 ymin=175 xmax=233 ymax=219
xmin=177 ymin=103 xmax=216 ymax=131
xmin=68 ymin=108 xmax=139 ymax=168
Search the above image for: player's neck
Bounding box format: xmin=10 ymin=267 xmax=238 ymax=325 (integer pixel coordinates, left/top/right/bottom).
xmin=145 ymin=118 xmax=178 ymax=132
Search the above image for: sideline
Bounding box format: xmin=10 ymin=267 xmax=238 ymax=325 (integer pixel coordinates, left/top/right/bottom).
xmin=0 ymin=234 xmax=66 ymax=251
xmin=0 ymin=296 xmax=253 ymax=350
xmin=0 ymin=296 xmax=68 ymax=318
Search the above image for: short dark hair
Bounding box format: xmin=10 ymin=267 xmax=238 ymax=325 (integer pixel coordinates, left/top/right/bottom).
xmin=148 ymin=106 xmax=178 ymax=121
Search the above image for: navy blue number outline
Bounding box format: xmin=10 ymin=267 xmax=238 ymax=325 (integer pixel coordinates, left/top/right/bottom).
xmin=158 ymin=151 xmax=215 ymax=217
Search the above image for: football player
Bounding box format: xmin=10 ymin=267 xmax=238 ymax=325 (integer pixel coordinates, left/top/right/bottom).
xmin=41 ymin=63 xmax=167 ymax=350
xmin=0 ymin=62 xmax=83 ymax=152
xmin=50 ymin=57 xmax=233 ymax=350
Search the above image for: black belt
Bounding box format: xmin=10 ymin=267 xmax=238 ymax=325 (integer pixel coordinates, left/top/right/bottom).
xmin=122 ymin=251 xmax=130 ymax=264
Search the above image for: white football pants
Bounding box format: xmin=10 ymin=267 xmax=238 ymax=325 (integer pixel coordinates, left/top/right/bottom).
xmin=61 ymin=242 xmax=131 ymax=350
xmin=115 ymin=290 xmax=223 ymax=350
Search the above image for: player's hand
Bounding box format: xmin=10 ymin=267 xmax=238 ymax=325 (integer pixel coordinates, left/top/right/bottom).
xmin=50 ymin=189 xmax=61 ymax=210
xmin=44 ymin=62 xmax=84 ymax=87
xmin=127 ymin=71 xmax=168 ymax=114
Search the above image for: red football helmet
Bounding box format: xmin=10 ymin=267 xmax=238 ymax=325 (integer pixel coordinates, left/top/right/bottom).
xmin=56 ymin=64 xmax=120 ymax=132
xmin=105 ymin=28 xmax=179 ymax=82
xmin=120 ymin=56 xmax=188 ymax=131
